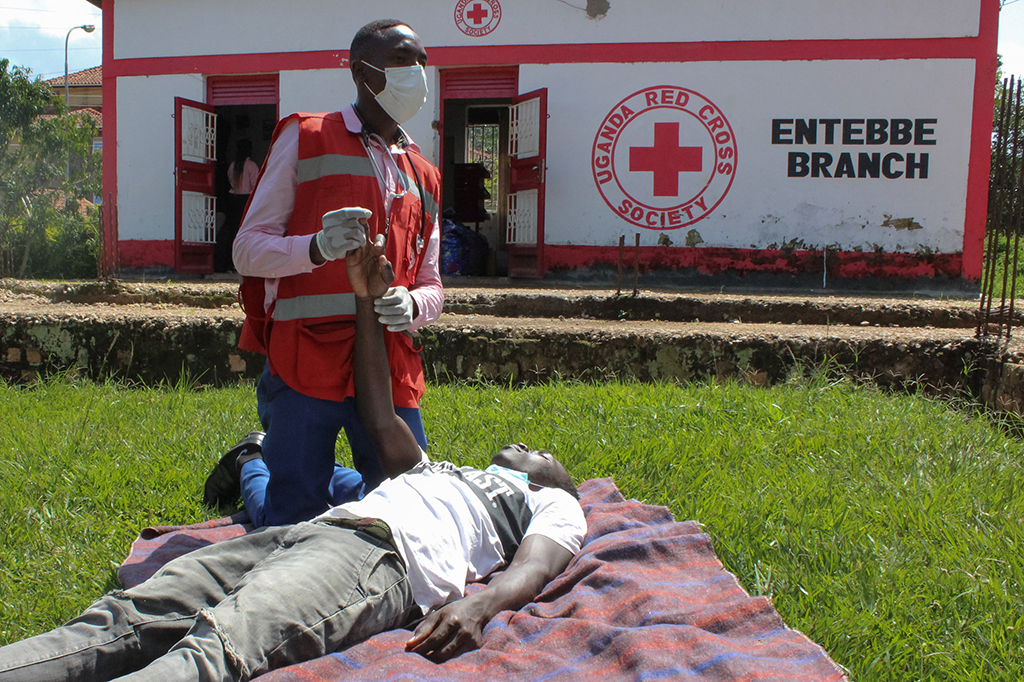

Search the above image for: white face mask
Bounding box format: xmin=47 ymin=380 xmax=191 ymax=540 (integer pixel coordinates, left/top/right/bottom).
xmin=362 ymin=62 xmax=428 ymax=125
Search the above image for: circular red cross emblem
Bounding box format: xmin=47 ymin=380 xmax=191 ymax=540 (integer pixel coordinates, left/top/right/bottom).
xmin=592 ymin=86 xmax=738 ymax=231
xmin=455 ymin=0 xmax=502 ymax=37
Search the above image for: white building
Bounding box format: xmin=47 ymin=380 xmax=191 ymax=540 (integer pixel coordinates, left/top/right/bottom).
xmin=90 ymin=0 xmax=998 ymax=290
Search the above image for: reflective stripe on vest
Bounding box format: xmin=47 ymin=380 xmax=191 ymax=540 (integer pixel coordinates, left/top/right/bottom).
xmin=297 ymin=153 xmax=375 ymax=184
xmin=297 ymin=152 xmax=439 ymax=225
xmin=272 ymin=292 xmax=356 ymax=321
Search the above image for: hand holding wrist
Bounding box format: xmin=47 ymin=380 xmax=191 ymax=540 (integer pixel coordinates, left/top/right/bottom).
xmin=318 ymin=207 xmax=372 ymax=260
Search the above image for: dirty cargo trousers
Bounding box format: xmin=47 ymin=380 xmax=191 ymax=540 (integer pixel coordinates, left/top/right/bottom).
xmin=0 ymin=521 xmax=415 ymax=682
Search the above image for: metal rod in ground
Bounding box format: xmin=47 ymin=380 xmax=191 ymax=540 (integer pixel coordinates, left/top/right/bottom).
xmin=633 ymin=233 xmax=640 ymax=296
xmin=617 ymin=235 xmax=624 ymax=295
xmin=982 ymin=76 xmax=1013 ymax=334
xmin=999 ymin=80 xmax=1024 ymax=339
xmin=999 ymin=79 xmax=1024 ymax=339
xmin=981 ymin=77 xmax=1017 ymax=336
xmin=1009 ymin=217 xmax=1021 ymax=339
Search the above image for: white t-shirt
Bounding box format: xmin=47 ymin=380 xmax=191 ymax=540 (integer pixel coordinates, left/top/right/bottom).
xmin=312 ymin=461 xmax=587 ymax=613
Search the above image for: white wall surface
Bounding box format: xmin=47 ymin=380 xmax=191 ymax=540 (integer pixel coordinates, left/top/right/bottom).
xmin=113 ymin=0 xmax=982 ymax=60
xmin=117 ymin=74 xmax=205 ymax=241
xmin=279 ymin=69 xmax=354 ymax=118
xmin=524 ymin=59 xmax=975 ymax=254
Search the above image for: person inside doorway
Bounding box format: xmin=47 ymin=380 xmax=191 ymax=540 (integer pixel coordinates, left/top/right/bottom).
xmin=216 ymin=138 xmax=259 ymax=272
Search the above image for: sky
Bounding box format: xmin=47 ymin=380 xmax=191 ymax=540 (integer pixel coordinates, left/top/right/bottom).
xmin=1 ymin=0 xmax=102 ymax=82
xmin=4 ymin=1 xmax=1024 ymax=82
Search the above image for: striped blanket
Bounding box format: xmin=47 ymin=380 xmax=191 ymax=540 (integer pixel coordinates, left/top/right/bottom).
xmin=119 ymin=478 xmax=847 ymax=681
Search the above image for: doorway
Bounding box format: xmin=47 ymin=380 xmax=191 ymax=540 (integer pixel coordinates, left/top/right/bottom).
xmin=207 ymin=74 xmax=279 ymax=273
xmin=212 ymin=103 xmax=276 ymax=272
xmin=442 ymin=99 xmax=511 ymax=276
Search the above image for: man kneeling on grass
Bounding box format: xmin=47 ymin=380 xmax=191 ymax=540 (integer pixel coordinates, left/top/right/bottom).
xmin=0 ymin=235 xmax=586 ymax=682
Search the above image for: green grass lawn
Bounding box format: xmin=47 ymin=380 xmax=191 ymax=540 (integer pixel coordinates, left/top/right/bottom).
xmin=1 ymin=375 xmax=1022 ymax=680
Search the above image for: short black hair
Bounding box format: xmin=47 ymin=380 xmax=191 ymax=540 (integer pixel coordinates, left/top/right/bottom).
xmin=530 ymin=464 xmax=580 ymax=501
xmin=549 ymin=471 xmax=580 ymax=501
xmin=350 ymin=19 xmax=413 ymax=65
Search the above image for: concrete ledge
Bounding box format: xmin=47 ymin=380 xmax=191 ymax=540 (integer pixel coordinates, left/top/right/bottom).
xmin=2 ymin=279 xmax=1020 ymax=416
xmin=0 ymin=306 xmax=1008 ymax=411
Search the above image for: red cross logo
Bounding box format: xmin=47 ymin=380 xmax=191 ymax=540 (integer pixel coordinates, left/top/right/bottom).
xmin=592 ymin=86 xmax=738 ymax=231
xmin=629 ymin=122 xmax=703 ymax=197
xmin=455 ymin=0 xmax=502 ymax=37
xmin=466 ymin=2 xmax=489 ymax=24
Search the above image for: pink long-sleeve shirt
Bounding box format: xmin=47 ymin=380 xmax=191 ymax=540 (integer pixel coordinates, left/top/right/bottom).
xmin=232 ymin=105 xmax=443 ymax=331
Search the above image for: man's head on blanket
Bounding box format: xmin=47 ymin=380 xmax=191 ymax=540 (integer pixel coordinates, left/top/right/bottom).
xmin=492 ymin=444 xmax=579 ymax=501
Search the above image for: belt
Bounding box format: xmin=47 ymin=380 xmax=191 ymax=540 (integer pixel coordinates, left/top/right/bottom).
xmin=315 ymin=515 xmax=399 ymax=555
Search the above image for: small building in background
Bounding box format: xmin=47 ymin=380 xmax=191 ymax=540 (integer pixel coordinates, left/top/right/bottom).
xmin=45 ymin=65 xmax=103 ymax=155
xmin=88 ymin=0 xmax=998 ymax=292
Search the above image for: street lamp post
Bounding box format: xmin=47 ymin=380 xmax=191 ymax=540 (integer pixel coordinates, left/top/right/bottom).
xmin=64 ymin=24 xmax=95 ymax=178
xmin=64 ymin=24 xmax=96 ymax=110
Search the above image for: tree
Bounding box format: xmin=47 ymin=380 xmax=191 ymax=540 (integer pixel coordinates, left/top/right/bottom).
xmin=0 ymin=58 xmax=101 ymax=279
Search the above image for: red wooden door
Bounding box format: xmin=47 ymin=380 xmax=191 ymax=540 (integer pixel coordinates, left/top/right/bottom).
xmin=174 ymin=97 xmax=217 ymax=274
xmin=506 ymin=88 xmax=547 ymax=278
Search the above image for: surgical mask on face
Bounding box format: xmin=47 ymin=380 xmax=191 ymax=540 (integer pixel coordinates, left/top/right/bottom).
xmin=362 ymin=61 xmax=428 ymax=125
xmin=486 ymin=464 xmax=530 ymax=485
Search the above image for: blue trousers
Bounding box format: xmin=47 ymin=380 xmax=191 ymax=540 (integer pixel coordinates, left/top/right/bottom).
xmin=0 ymin=523 xmax=414 ymax=682
xmin=249 ymin=363 xmax=427 ymax=527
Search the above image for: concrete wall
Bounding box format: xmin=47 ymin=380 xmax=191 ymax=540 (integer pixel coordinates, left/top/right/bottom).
xmin=117 ymin=74 xmax=204 ymax=256
xmin=525 ymin=59 xmax=974 ymax=254
xmin=0 ymin=308 xmax=1011 ymax=417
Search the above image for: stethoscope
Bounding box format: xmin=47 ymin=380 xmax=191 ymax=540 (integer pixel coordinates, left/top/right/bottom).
xmin=353 ymin=105 xmax=428 ymax=257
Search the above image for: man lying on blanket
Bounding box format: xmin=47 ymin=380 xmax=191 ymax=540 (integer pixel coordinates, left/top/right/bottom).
xmin=0 ymin=233 xmax=587 ymax=682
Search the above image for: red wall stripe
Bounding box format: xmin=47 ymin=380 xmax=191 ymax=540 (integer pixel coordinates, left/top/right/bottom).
xmin=105 ymin=36 xmax=986 ymax=79
xmin=101 ymin=0 xmax=117 ymax=275
xmin=962 ymin=0 xmax=1000 ymax=280
xmin=115 ymin=240 xmax=963 ymax=281
xmin=544 ymin=244 xmax=964 ymax=281
xmin=119 ymin=240 xmax=175 ymax=269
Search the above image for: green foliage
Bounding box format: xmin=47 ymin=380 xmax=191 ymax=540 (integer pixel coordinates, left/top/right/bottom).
xmin=0 ymin=59 xmax=101 ymax=279
xmin=1 ymin=377 xmax=1022 ymax=679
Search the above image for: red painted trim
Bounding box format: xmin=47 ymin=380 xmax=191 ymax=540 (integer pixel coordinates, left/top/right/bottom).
xmin=430 ymin=37 xmax=984 ymax=66
xmin=105 ymin=35 xmax=986 ymax=79
xmin=108 ymin=51 xmax=346 ymax=78
xmin=101 ymin=0 xmax=117 ymax=276
xmin=118 ymin=240 xmax=175 ymax=269
xmin=962 ymin=0 xmax=1000 ymax=282
xmin=545 ymin=245 xmax=965 ymax=281
xmin=173 ymin=97 xmax=182 ymax=273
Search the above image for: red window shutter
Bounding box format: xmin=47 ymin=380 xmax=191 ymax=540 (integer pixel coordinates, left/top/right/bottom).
xmin=440 ymin=66 xmax=518 ymax=100
xmin=207 ymin=75 xmax=279 ymax=106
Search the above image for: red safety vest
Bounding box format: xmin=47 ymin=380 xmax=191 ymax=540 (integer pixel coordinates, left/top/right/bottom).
xmin=238 ymin=112 xmax=440 ymax=407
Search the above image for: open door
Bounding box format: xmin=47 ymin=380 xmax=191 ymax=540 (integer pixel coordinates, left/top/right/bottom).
xmin=506 ymin=88 xmax=547 ymax=278
xmin=174 ymin=97 xmax=218 ymax=274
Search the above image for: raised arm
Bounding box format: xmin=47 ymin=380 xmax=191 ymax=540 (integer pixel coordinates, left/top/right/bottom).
xmin=347 ymin=238 xmax=426 ymax=477
xmin=404 ymin=534 xmax=575 ymax=662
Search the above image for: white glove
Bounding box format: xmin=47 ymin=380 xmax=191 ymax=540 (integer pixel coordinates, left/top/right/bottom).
xmin=374 ymin=286 xmax=416 ymax=331
xmin=316 ymin=207 xmax=372 ymax=261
